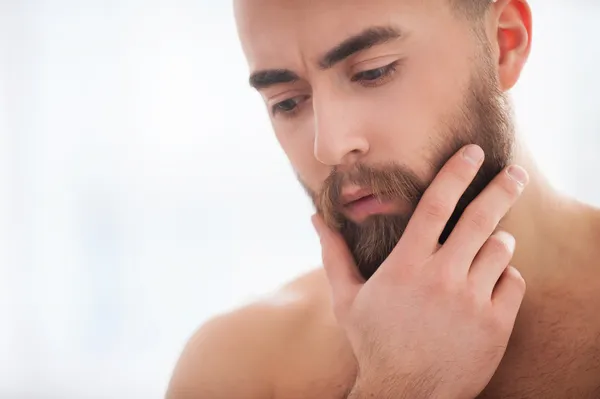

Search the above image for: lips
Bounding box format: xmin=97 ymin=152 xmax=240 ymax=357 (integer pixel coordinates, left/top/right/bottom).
xmin=336 ymin=186 xmax=408 ymax=223
xmin=347 ymin=194 xmax=377 ymax=207
xmin=340 ymin=190 xmax=396 ymax=222
xmin=340 ymin=188 xmax=375 ymax=207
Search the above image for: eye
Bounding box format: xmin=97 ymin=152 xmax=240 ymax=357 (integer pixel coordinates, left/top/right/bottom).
xmin=351 ymin=61 xmax=400 ymax=87
xmin=271 ymin=95 xmax=309 ymax=118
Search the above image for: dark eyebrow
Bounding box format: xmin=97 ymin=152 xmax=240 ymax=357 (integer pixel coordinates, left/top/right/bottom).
xmin=318 ymin=25 xmax=402 ymax=69
xmin=249 ymin=69 xmax=300 ymax=90
xmin=248 ymin=25 xmax=402 ymax=91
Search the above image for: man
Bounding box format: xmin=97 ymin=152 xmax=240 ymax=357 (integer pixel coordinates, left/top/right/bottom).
xmin=167 ymin=0 xmax=600 ymax=397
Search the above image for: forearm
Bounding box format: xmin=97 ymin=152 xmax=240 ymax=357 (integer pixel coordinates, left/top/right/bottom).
xmin=347 ymin=372 xmax=462 ymax=399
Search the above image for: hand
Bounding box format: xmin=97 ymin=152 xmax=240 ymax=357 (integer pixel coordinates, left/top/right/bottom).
xmin=312 ymin=145 xmax=528 ymax=399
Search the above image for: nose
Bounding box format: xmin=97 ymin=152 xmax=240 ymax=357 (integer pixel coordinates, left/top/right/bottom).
xmin=312 ymin=96 xmax=369 ymax=167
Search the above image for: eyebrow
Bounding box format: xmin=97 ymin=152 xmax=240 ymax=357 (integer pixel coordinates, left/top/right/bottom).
xmin=248 ymin=25 xmax=402 ymax=91
xmin=318 ymin=25 xmax=402 ymax=69
xmin=249 ymin=69 xmax=300 ymax=90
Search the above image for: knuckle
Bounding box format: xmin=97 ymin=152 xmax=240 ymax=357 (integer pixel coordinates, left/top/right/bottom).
xmin=392 ymin=261 xmax=418 ymax=283
xmin=429 ymin=266 xmax=462 ymax=295
xmin=421 ymin=195 xmax=455 ymax=221
xmin=448 ymin=161 xmax=475 ymax=184
xmin=461 ymin=286 xmax=483 ymax=312
xmin=465 ymin=207 xmax=493 ymax=233
xmin=486 ymin=235 xmax=513 ymax=258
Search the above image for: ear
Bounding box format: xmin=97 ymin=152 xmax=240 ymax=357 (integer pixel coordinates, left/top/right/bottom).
xmin=489 ymin=0 xmax=533 ymax=91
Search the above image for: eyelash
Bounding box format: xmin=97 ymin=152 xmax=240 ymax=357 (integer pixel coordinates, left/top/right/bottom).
xmin=271 ymin=96 xmax=308 ymax=119
xmin=351 ymin=60 xmax=400 ymax=87
xmin=271 ymin=61 xmax=401 ymax=118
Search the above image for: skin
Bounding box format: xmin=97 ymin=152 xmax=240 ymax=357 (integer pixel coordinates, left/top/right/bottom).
xmin=166 ymin=0 xmax=600 ymax=398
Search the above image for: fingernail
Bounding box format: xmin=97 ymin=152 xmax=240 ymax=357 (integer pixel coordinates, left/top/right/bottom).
xmin=496 ymin=231 xmax=516 ymax=253
xmin=462 ymin=145 xmax=484 ymax=165
xmin=508 ymin=266 xmax=523 ymax=279
xmin=506 ymin=165 xmax=529 ymax=186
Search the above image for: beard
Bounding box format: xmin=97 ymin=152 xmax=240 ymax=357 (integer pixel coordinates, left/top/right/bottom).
xmin=301 ymin=49 xmax=515 ymax=280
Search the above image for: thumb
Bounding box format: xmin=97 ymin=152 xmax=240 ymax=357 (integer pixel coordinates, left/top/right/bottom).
xmin=312 ymin=213 xmax=363 ymax=319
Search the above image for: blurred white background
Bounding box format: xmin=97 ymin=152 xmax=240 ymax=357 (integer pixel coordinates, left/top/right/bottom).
xmin=0 ymin=1 xmax=598 ymax=398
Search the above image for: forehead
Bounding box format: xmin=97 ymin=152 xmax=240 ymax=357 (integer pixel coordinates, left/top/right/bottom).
xmin=234 ymin=0 xmax=449 ymax=72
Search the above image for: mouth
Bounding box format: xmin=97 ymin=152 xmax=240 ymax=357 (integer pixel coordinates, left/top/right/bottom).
xmin=346 ymin=194 xmax=378 ymax=207
xmin=340 ymin=188 xmax=376 ymax=206
xmin=340 ymin=188 xmax=397 ymax=222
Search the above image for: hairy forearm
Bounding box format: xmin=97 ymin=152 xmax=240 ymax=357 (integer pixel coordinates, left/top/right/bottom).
xmin=347 ymin=371 xmax=457 ymax=399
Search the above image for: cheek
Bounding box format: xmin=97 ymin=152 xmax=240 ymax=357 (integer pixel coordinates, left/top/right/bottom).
xmin=367 ymin=52 xmax=471 ymax=175
xmin=364 ymin=75 xmax=442 ymax=174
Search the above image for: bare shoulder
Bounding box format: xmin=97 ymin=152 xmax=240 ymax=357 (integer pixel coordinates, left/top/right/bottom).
xmin=166 ymin=268 xmax=332 ymax=399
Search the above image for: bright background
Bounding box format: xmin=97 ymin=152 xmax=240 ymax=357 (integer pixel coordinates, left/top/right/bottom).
xmin=0 ymin=1 xmax=599 ymax=398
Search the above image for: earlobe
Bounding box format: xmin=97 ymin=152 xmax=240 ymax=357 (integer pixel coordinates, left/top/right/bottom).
xmin=494 ymin=0 xmax=532 ymax=91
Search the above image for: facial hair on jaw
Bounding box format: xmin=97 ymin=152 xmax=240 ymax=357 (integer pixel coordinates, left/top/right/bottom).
xmin=302 ymin=58 xmax=514 ymax=281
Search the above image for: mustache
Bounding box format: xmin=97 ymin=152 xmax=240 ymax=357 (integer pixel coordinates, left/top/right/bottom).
xmin=309 ymin=163 xmax=427 ymax=228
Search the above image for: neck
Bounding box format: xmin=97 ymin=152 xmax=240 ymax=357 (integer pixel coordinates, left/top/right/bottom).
xmin=498 ymin=139 xmax=600 ymax=288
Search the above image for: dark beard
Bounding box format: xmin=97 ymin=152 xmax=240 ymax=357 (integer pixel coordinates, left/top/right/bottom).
xmin=302 ymin=56 xmax=514 ymax=280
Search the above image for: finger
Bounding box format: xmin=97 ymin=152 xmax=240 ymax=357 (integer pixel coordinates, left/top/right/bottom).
xmin=492 ymin=266 xmax=526 ymax=326
xmin=312 ymin=214 xmax=363 ymax=319
xmin=439 ymin=164 xmax=528 ymax=273
xmin=392 ymin=144 xmax=484 ymax=264
xmin=468 ymin=231 xmax=515 ymax=298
